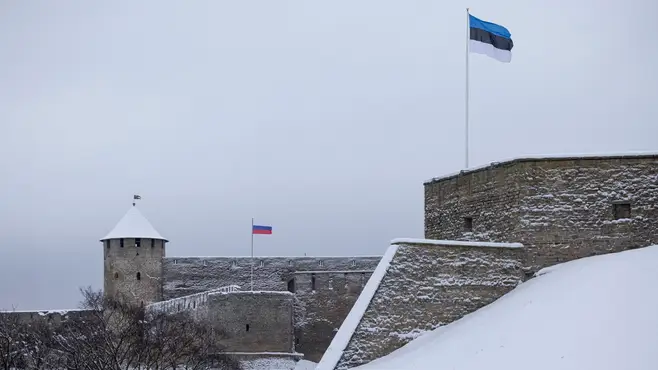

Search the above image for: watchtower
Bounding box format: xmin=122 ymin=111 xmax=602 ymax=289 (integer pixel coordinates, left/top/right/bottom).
xmin=100 ymin=204 xmax=167 ymax=306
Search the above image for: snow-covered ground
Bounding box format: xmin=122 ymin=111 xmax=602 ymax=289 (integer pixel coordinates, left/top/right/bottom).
xmin=352 ymin=245 xmax=658 ymax=370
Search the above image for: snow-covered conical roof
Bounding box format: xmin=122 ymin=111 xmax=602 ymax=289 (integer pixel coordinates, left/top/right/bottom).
xmin=100 ymin=206 xmax=168 ymax=242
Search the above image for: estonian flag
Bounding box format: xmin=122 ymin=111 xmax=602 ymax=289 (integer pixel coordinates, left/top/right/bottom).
xmin=469 ymin=13 xmax=513 ymax=63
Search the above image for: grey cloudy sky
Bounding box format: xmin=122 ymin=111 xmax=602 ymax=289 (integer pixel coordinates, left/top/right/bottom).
xmin=1 ymin=0 xmax=656 ymax=310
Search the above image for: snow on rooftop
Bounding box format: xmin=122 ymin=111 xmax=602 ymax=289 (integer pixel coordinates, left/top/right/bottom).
xmin=391 ymin=238 xmax=524 ymax=249
xmin=424 ymin=150 xmax=658 ymax=184
xmin=100 ymin=206 xmax=167 ymax=241
xmin=351 ymin=245 xmax=658 ymax=370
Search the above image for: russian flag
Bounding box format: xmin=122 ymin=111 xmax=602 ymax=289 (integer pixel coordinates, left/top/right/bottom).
xmin=252 ymin=225 xmax=273 ymax=235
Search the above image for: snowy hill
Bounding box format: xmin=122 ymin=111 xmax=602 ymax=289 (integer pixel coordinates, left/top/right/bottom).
xmin=352 ymin=245 xmax=658 ymax=370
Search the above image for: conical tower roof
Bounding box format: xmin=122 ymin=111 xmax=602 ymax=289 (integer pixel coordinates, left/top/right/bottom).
xmin=100 ymin=206 xmax=168 ymax=242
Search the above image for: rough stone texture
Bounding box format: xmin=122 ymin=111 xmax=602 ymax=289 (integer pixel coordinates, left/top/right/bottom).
xmin=208 ymin=291 xmax=294 ymax=353
xmin=162 ymin=256 xmax=380 ymax=298
xmin=424 ymin=155 xmax=658 ymax=273
xmin=293 ymin=270 xmax=373 ymax=362
xmin=104 ymin=237 xmax=165 ymax=305
xmin=333 ymin=241 xmax=524 ymax=370
xmin=0 ymin=309 xmax=94 ymax=325
xmin=163 ymin=256 xmax=380 ymax=362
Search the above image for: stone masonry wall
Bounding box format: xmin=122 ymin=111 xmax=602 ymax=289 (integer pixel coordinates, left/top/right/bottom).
xmin=162 ymin=256 xmax=380 ymax=362
xmin=424 ymin=155 xmax=658 ymax=274
xmin=332 ymin=240 xmax=524 ymax=370
xmin=424 ymin=162 xmax=524 ymax=244
xmin=293 ymin=271 xmax=373 ymax=362
xmin=516 ymin=157 xmax=658 ymax=272
xmin=104 ymin=238 xmax=165 ymax=305
xmin=0 ymin=309 xmax=94 ymax=325
xmin=207 ymin=291 xmax=294 ymax=353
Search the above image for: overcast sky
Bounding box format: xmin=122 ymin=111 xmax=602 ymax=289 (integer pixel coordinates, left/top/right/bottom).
xmin=1 ymin=0 xmax=656 ymax=310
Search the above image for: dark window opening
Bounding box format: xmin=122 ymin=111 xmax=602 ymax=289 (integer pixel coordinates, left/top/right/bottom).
xmin=114 ymin=272 xmax=119 ymax=280
xmin=463 ymin=217 xmax=473 ymax=232
xmin=106 ymin=241 xmax=110 ymax=249
xmin=135 ymin=238 xmax=141 ymax=247
xmin=246 ymin=324 xmax=250 ymax=332
xmin=136 ymin=252 xmax=139 ymax=256
xmin=120 ymin=238 xmax=124 ymax=248
xmin=287 ymin=278 xmax=296 ymax=293
xmin=311 ymin=274 xmax=316 ymax=291
xmin=295 ymin=338 xmax=300 ymax=345
xmin=151 ymin=239 xmax=155 ymax=248
xmin=613 ymin=202 xmax=631 ymax=219
xmin=136 ymin=272 xmax=141 ymax=280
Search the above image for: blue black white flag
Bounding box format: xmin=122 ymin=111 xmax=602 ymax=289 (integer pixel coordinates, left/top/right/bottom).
xmin=469 ymin=13 xmax=513 ymax=63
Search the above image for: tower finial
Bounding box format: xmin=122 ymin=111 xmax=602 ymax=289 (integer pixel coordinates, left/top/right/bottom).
xmin=133 ymin=194 xmax=141 ymax=206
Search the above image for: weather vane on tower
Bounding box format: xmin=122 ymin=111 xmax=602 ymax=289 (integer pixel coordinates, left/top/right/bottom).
xmin=133 ymin=194 xmax=141 ymax=207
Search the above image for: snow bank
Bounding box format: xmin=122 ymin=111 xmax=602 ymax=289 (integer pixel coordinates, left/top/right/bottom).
xmin=353 ymin=245 xmax=658 ymax=370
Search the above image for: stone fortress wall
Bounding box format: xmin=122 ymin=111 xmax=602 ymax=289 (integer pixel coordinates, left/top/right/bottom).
xmin=424 ymin=153 xmax=658 ymax=273
xmin=147 ymin=286 xmax=296 ymax=355
xmin=316 ymin=153 xmax=658 ymax=370
xmin=317 ymin=239 xmax=525 ymax=370
xmin=162 ymin=256 xmax=381 ymax=362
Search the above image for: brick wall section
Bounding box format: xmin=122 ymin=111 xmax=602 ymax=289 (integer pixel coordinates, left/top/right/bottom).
xmin=104 ymin=238 xmax=165 ymax=305
xmin=162 ymin=256 xmax=380 ymax=362
xmin=424 ymin=155 xmax=658 ymax=273
xmin=333 ymin=240 xmax=524 ymax=370
xmin=207 ymin=291 xmax=294 ymax=353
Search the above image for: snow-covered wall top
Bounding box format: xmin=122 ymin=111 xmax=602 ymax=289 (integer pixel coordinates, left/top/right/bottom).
xmin=146 ymin=284 xmax=240 ymax=315
xmin=391 ymin=238 xmax=523 ymax=249
xmin=424 ymin=151 xmax=658 ymax=184
xmin=317 ymin=239 xmax=525 ymax=370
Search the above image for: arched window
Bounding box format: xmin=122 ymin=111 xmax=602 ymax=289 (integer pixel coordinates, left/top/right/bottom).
xmin=136 ymin=272 xmax=141 ymax=281
xmin=114 ymin=272 xmax=119 ymax=280
xmin=246 ymin=324 xmax=250 ymax=332
xmin=311 ymin=274 xmax=316 ymax=291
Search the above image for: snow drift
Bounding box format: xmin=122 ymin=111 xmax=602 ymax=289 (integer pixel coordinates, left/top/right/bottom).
xmin=353 ymin=245 xmax=658 ymax=370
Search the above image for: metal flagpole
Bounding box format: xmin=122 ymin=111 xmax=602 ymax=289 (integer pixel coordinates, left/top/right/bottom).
xmin=250 ymin=217 xmax=254 ymax=291
xmin=465 ymin=7 xmax=470 ymax=169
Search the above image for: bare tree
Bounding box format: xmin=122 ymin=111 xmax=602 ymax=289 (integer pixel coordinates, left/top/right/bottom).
xmin=0 ymin=287 xmax=241 ymax=370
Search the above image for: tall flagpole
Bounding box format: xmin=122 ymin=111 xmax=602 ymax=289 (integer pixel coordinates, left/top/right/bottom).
xmin=250 ymin=217 xmax=254 ymax=291
xmin=465 ymin=7 xmax=470 ymax=169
